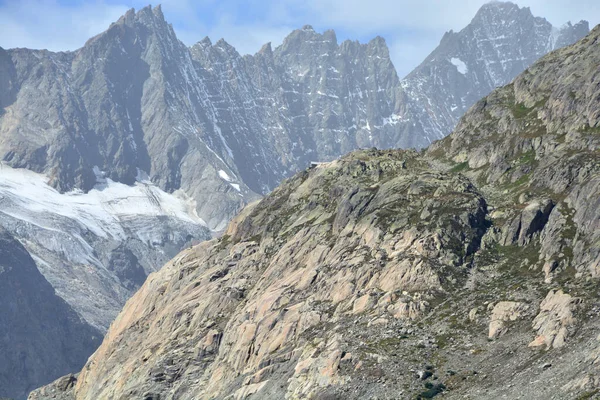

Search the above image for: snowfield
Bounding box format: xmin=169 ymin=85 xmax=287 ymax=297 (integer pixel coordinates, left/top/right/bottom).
xmin=0 ymin=164 xmax=207 ymax=240
xmin=0 ymin=163 xmax=211 ymax=330
xmin=450 ymin=57 xmax=469 ymax=75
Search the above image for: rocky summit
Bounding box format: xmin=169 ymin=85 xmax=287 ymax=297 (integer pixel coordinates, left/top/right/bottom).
xmin=399 ymin=1 xmax=589 ymax=146
xmin=31 ymin=26 xmax=600 ymax=400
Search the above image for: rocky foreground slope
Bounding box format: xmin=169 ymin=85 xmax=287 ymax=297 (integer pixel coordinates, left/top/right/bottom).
xmin=32 ymin=25 xmax=600 ymax=400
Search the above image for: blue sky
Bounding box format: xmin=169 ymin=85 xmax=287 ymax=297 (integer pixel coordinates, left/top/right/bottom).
xmin=0 ymin=0 xmax=598 ymax=77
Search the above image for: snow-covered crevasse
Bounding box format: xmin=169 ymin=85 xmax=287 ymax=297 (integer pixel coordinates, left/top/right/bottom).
xmin=0 ymin=163 xmax=211 ymax=331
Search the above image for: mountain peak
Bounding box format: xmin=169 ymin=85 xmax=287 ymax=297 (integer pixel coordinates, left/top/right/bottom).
xmin=112 ymin=4 xmax=167 ymax=28
xmin=214 ymin=38 xmax=239 ymax=55
xmin=277 ymin=25 xmax=338 ymax=55
xmin=472 ymin=1 xmax=528 ymax=23
xmin=479 ymin=0 xmax=520 ymax=11
xmin=258 ymin=42 xmax=273 ymax=55
xmin=198 ymin=36 xmax=212 ymax=47
xmin=153 ymin=4 xmax=164 ymax=19
xmin=114 ymin=7 xmax=136 ymax=26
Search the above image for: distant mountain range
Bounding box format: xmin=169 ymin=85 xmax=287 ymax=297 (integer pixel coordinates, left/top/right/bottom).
xmin=0 ymin=2 xmax=590 ymax=398
xmin=0 ymin=2 xmax=588 ymax=228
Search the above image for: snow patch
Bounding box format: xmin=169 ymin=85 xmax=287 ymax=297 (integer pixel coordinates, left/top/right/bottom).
xmin=549 ymin=26 xmax=561 ymax=50
xmin=450 ymin=57 xmax=468 ymax=75
xmin=218 ymin=170 xmax=241 ymax=192
xmin=382 ymin=113 xmax=406 ymax=126
xmin=0 ymin=164 xmax=207 ymax=241
xmin=218 ymin=170 xmax=233 ymax=182
xmin=136 ymin=168 xmax=151 ymax=183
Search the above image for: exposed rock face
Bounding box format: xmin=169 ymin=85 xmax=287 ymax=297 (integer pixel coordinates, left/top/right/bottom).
xmin=428 ymin=22 xmax=600 ymax=287
xmin=529 ymin=289 xmax=579 ymax=349
xmin=0 ymin=228 xmax=101 ymax=400
xmin=501 ymin=198 xmax=554 ymax=246
xmin=31 ymin=26 xmax=600 ymax=400
xmin=398 ymin=1 xmax=588 ymax=146
xmin=488 ymin=301 xmax=529 ymax=339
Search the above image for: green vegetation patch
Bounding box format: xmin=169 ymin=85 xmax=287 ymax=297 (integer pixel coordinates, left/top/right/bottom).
xmin=510 ymin=97 xmax=548 ymax=120
xmin=578 ymin=124 xmax=600 ymax=138
xmin=450 ymin=162 xmax=470 ymax=173
xmin=575 ymin=389 xmax=600 ymax=400
xmin=517 ymin=150 xmax=536 ymax=166
xmin=511 ymin=102 xmax=532 ymax=119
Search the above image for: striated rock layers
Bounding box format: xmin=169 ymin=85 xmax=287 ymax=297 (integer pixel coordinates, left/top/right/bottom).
xmin=32 ymin=25 xmax=600 ymax=400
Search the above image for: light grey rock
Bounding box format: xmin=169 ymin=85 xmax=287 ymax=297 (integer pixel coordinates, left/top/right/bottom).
xmin=529 ymin=289 xmax=580 ymax=349
xmin=488 ymin=301 xmax=529 ymax=339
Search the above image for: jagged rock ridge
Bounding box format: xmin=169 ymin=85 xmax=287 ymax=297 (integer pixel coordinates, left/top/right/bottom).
xmin=31 ymin=25 xmax=600 ymax=400
xmin=399 ymin=1 xmax=590 ymax=146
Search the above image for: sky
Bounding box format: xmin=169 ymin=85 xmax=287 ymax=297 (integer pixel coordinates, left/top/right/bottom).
xmin=0 ymin=0 xmax=598 ymax=78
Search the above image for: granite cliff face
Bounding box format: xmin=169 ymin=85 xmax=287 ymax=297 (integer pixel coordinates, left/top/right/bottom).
xmin=32 ymin=26 xmax=600 ymax=400
xmin=0 ymin=228 xmax=101 ymax=400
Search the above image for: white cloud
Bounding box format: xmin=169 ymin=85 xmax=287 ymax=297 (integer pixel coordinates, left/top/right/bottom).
xmin=0 ymin=0 xmax=129 ymax=51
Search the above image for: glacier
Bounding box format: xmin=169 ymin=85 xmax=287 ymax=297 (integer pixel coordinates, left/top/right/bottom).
xmin=0 ymin=163 xmax=211 ymax=331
